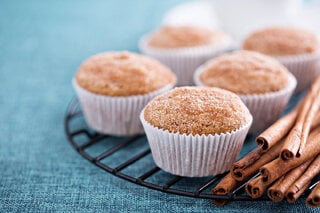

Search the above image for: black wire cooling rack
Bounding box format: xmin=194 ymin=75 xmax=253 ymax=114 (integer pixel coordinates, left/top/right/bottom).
xmin=64 ymin=97 xmax=319 ymax=202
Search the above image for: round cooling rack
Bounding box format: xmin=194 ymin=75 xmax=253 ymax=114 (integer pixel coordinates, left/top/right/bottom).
xmin=64 ymin=97 xmax=318 ymax=202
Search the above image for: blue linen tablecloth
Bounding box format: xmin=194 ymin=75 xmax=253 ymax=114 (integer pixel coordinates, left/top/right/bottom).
xmin=0 ymin=0 xmax=318 ymax=212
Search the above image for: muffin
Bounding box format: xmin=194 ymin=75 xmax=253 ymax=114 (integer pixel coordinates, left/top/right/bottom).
xmin=140 ymin=87 xmax=252 ymax=177
xmin=194 ymin=50 xmax=297 ymax=133
xmin=243 ymin=27 xmax=320 ymax=92
xmin=73 ymin=51 xmax=176 ymax=136
xmin=139 ymin=25 xmax=233 ymax=86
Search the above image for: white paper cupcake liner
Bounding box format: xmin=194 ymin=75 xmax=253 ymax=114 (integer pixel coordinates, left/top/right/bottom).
xmin=73 ymin=79 xmax=175 ymax=136
xmin=140 ymin=110 xmax=252 ymax=177
xmin=276 ymin=51 xmax=320 ymax=93
xmin=139 ymin=34 xmax=233 ymax=86
xmin=239 ymin=73 xmax=296 ymax=133
xmin=194 ymin=66 xmax=297 ymax=133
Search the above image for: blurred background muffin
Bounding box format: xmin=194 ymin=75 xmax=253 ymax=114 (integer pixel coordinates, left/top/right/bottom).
xmin=73 ymin=51 xmax=176 ymax=136
xmin=140 ymin=86 xmax=252 ymax=177
xmin=147 ymin=25 xmax=226 ymax=48
xmin=243 ymin=26 xmax=320 ymax=92
xmin=194 ymin=50 xmax=297 ymax=133
xmin=139 ymin=25 xmax=233 ymax=86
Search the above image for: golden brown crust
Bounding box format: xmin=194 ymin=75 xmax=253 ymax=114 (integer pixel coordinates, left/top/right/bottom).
xmin=243 ymin=27 xmax=319 ymax=56
xmin=147 ymin=26 xmax=228 ymax=48
xmin=75 ymin=51 xmax=176 ymax=96
xmin=144 ymin=87 xmax=251 ymax=135
xmin=199 ymin=50 xmax=290 ymax=94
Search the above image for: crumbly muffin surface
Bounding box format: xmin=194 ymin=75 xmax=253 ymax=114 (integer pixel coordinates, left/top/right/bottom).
xmin=144 ymin=87 xmax=251 ymax=135
xmin=148 ymin=26 xmax=228 ymax=48
xmin=243 ymin=27 xmax=319 ymax=56
xmin=199 ymin=50 xmax=290 ymax=94
xmin=76 ymin=51 xmax=176 ymax=96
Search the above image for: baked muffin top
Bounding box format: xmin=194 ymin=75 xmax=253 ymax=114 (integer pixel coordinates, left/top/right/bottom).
xmin=75 ymin=51 xmax=176 ymax=96
xmin=199 ymin=51 xmax=290 ymax=95
xmin=243 ymin=27 xmax=319 ymax=56
xmin=147 ymin=25 xmax=228 ymax=48
xmin=144 ymin=87 xmax=252 ymax=135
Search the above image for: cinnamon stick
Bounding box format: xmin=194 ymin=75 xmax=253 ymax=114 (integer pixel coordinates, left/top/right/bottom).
xmin=260 ymin=127 xmax=320 ymax=185
xmin=281 ymin=76 xmax=320 ymax=160
xmin=286 ymin=181 xmax=311 ymax=203
xmin=300 ymin=90 xmax=320 ymax=155
xmin=311 ymin=112 xmax=320 ymax=130
xmin=211 ymin=173 xmax=240 ymax=206
xmin=256 ymin=108 xmax=298 ymax=151
xmin=306 ymin=183 xmax=320 ymax=208
xmin=286 ymin=155 xmax=320 ymax=203
xmin=246 ymin=176 xmax=271 ymax=199
xmin=231 ymin=139 xmax=284 ymax=181
xmin=267 ymin=159 xmax=313 ymax=202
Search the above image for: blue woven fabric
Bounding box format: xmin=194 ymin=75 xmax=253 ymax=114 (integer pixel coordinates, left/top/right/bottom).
xmin=0 ymin=0 xmax=318 ymax=212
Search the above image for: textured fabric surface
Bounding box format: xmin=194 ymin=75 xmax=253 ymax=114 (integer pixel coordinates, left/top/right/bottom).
xmin=0 ymin=0 xmax=317 ymax=212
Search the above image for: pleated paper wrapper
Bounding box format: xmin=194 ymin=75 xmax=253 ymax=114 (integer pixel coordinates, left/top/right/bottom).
xmin=194 ymin=66 xmax=297 ymax=133
xmin=73 ymin=79 xmax=175 ymax=136
xmin=276 ymin=51 xmax=320 ymax=93
xmin=140 ymin=111 xmax=252 ymax=177
xmin=139 ymin=34 xmax=233 ymax=86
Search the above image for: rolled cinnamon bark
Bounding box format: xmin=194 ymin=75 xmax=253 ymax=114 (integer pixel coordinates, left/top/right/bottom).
xmin=211 ymin=173 xmax=240 ymax=206
xmin=256 ymin=108 xmax=298 ymax=151
xmin=286 ymin=155 xmax=320 ymax=203
xmin=267 ymin=159 xmax=313 ymax=202
xmin=260 ymin=127 xmax=320 ymax=185
xmin=231 ymin=139 xmax=284 ymax=181
xmin=281 ymin=76 xmax=320 ymax=160
xmin=246 ymin=175 xmax=270 ymax=199
xmin=311 ymin=112 xmax=320 ymax=130
xmin=286 ymin=181 xmax=311 ymax=203
xmin=299 ymin=88 xmax=320 ymax=155
xmin=306 ymin=183 xmax=320 ymax=208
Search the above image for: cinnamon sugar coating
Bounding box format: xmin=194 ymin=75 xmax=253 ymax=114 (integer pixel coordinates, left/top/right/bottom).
xmin=243 ymin=27 xmax=319 ymax=56
xmin=199 ymin=51 xmax=290 ymax=94
xmin=148 ymin=26 xmax=228 ymax=48
xmin=75 ymin=51 xmax=176 ymax=96
xmin=144 ymin=87 xmax=251 ymax=135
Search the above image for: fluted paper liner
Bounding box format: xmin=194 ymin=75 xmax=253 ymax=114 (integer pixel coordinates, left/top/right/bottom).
xmin=73 ymin=79 xmax=175 ymax=136
xmin=140 ymin=111 xmax=252 ymax=177
xmin=276 ymin=51 xmax=320 ymax=93
xmin=194 ymin=66 xmax=297 ymax=133
xmin=139 ymin=34 xmax=233 ymax=86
